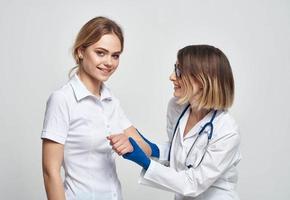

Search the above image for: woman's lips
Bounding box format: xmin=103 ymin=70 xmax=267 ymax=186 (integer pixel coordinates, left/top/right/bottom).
xmin=174 ymin=84 xmax=181 ymax=89
xmin=97 ymin=67 xmax=111 ymax=74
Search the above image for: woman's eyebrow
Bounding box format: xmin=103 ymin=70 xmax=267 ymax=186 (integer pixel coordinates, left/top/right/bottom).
xmin=95 ymin=47 xmax=121 ymax=54
xmin=94 ymin=47 xmax=109 ymax=52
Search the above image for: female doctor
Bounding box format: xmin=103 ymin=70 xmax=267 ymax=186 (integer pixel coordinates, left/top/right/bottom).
xmin=109 ymin=44 xmax=241 ymax=199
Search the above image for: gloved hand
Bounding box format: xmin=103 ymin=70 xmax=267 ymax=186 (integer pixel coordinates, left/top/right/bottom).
xmin=137 ymin=129 xmax=160 ymax=158
xmin=123 ymin=137 xmax=151 ymax=170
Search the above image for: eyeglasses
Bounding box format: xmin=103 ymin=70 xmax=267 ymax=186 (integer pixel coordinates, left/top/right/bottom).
xmin=174 ymin=64 xmax=182 ymax=78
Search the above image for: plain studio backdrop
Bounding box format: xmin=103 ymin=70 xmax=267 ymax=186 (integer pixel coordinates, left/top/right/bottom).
xmin=1 ymin=0 xmax=290 ymax=199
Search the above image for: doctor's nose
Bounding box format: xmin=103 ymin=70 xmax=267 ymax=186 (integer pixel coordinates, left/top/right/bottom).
xmin=170 ymin=72 xmax=176 ymax=81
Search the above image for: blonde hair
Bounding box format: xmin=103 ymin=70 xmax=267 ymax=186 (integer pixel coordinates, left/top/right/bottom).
xmin=69 ymin=16 xmax=124 ymax=77
xmin=176 ymin=45 xmax=234 ymax=110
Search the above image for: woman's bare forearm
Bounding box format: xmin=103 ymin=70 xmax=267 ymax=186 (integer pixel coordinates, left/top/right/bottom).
xmin=124 ymin=126 xmax=152 ymax=156
xmin=43 ymin=172 xmax=65 ymax=200
xmin=42 ymin=139 xmax=65 ymax=200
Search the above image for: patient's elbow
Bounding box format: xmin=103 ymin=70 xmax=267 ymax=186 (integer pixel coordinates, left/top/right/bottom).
xmin=42 ymin=164 xmax=61 ymax=180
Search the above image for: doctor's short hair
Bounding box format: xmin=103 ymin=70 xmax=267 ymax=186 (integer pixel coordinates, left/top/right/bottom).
xmin=176 ymin=45 xmax=234 ymax=110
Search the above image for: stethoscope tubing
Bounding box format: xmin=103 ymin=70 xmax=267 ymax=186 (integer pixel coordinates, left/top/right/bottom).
xmin=167 ymin=104 xmax=217 ymax=168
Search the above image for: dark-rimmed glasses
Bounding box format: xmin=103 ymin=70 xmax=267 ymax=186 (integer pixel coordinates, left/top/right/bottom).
xmin=174 ymin=64 xmax=182 ymax=78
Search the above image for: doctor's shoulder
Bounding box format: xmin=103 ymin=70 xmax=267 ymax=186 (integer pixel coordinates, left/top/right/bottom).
xmin=212 ymin=110 xmax=240 ymax=143
xmin=167 ymin=97 xmax=187 ymax=120
xmin=166 ymin=97 xmax=187 ymax=137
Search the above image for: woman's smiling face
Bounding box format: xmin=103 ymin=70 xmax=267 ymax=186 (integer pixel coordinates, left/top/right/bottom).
xmin=78 ymin=33 xmax=122 ymax=82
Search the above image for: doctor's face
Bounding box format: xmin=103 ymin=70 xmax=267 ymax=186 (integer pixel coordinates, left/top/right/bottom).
xmin=78 ymin=33 xmax=122 ymax=82
xmin=169 ymin=62 xmax=202 ymax=100
xmin=170 ymin=63 xmax=183 ymax=98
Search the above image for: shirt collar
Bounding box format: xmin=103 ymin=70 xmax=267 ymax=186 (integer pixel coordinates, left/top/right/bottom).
xmin=69 ymin=73 xmax=112 ymax=101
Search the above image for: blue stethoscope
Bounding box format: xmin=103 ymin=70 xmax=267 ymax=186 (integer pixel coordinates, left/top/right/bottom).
xmin=168 ymin=104 xmax=218 ymax=169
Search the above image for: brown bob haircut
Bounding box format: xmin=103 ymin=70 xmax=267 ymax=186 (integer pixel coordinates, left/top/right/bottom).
xmin=176 ymin=45 xmax=234 ymax=110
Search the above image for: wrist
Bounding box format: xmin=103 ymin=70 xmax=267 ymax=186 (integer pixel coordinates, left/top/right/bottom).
xmin=151 ymin=143 xmax=160 ymax=158
xmin=142 ymin=157 xmax=151 ymax=170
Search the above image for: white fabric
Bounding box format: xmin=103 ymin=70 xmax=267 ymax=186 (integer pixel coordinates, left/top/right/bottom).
xmin=41 ymin=74 xmax=132 ymax=200
xmin=139 ymin=97 xmax=241 ymax=200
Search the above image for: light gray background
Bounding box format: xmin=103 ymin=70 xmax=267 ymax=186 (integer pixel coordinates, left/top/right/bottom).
xmin=1 ymin=0 xmax=290 ymax=199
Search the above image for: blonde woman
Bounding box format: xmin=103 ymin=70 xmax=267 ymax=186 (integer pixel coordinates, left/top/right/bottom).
xmin=41 ymin=16 xmax=149 ymax=200
xmin=109 ymin=45 xmax=242 ymax=200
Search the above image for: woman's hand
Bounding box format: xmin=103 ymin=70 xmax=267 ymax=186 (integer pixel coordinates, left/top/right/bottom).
xmin=107 ymin=133 xmax=133 ymax=155
xmin=107 ymin=135 xmax=151 ymax=169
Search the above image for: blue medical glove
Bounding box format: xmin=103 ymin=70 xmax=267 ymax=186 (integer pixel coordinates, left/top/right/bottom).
xmin=123 ymin=137 xmax=151 ymax=170
xmin=137 ymin=129 xmax=160 ymax=158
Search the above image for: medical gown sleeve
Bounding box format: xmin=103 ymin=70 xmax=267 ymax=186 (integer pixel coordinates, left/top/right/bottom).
xmin=139 ymin=131 xmax=241 ymax=197
xmin=154 ymin=142 xmax=170 ymax=161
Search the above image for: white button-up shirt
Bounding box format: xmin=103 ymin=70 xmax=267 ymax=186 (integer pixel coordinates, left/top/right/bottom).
xmin=139 ymin=97 xmax=241 ymax=200
xmin=41 ymin=74 xmax=131 ymax=200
